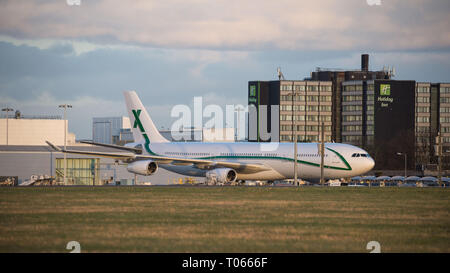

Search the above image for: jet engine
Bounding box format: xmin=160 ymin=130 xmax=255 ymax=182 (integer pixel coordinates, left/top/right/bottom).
xmin=206 ymin=168 xmax=237 ymax=183
xmin=127 ymin=160 xmax=158 ymax=176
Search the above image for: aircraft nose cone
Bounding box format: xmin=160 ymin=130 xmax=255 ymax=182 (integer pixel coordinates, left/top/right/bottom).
xmin=368 ymin=158 xmax=375 ymax=171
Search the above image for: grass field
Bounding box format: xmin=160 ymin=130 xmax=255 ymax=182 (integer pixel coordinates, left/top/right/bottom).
xmin=0 ymin=186 xmax=449 ymax=253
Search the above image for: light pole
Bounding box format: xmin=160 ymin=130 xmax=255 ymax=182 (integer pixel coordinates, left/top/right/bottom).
xmin=287 ymin=85 xmax=299 ymax=186
xmin=437 ymin=125 xmax=442 ymax=187
xmin=59 ymin=104 xmax=72 ymax=185
xmin=235 ymin=106 xmax=244 ymax=142
xmin=396 ymin=152 xmax=407 ymax=178
xmin=320 ymin=122 xmax=325 ymax=185
xmin=2 ymin=107 xmax=14 ymax=145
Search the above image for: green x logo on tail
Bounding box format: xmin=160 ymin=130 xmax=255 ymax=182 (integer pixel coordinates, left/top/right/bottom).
xmin=132 ymin=109 xmax=145 ymax=132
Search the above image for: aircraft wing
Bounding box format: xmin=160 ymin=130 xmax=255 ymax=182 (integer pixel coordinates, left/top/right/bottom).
xmin=46 ymin=141 xmax=136 ymax=159
xmin=46 ymin=141 xmax=271 ymax=174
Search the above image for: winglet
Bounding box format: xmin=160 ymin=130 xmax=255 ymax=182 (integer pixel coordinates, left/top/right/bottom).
xmin=46 ymin=141 xmax=63 ymax=152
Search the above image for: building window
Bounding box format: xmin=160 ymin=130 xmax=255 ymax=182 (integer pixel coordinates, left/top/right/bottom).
xmin=307 ymin=85 xmax=318 ymax=92
xmin=440 ymin=97 xmax=450 ymax=103
xmin=417 ymin=116 xmax=430 ymax=123
xmin=306 ymin=125 xmax=318 ymax=131
xmin=307 ymin=105 xmax=319 ymax=112
xmin=320 ymin=105 xmax=331 ymax=111
xmin=295 ymin=115 xmax=306 ymax=121
xmin=320 ymin=86 xmax=332 ymax=92
xmin=280 ymin=95 xmax=293 ymax=101
xmin=281 ymin=125 xmax=293 ymax=131
xmin=295 ymin=95 xmax=305 ymax=101
xmin=417 ymin=86 xmax=430 ymax=93
xmin=440 ymin=107 xmax=450 ymax=113
xmin=440 ymin=87 xmax=450 ymax=94
xmin=306 ymin=115 xmax=318 ymax=121
xmin=442 ymin=127 xmax=450 ymax=133
xmin=343 ymin=115 xmax=362 ymax=122
xmin=301 ymin=135 xmax=318 ymax=142
xmin=343 ymin=135 xmax=362 ymax=143
xmin=344 ymin=85 xmax=356 ymax=91
xmin=281 ymin=105 xmax=292 ymax=111
xmin=343 ymin=125 xmax=362 ymax=132
xmin=416 ymin=126 xmax=430 ymax=133
xmin=416 ymin=106 xmax=430 ymax=113
xmin=416 ymin=96 xmax=430 ymax=103
xmin=281 ymin=85 xmax=293 ymax=91
xmin=320 ymin=96 xmax=331 ymax=102
xmin=343 ymin=105 xmax=363 ymax=112
xmin=294 ymin=105 xmax=305 ymax=111
xmin=343 ymin=95 xmax=362 ymax=102
xmin=306 ymin=95 xmax=319 ymax=102
xmin=281 ymin=115 xmax=293 ymax=121
xmin=295 ymin=85 xmax=306 ymax=91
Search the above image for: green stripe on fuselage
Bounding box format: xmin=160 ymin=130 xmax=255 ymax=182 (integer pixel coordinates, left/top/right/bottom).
xmin=143 ymin=143 xmax=352 ymax=171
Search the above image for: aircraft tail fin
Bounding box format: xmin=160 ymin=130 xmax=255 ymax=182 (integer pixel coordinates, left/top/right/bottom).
xmin=123 ymin=91 xmax=169 ymax=144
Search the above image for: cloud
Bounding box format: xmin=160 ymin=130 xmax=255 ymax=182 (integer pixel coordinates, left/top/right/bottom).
xmin=0 ymin=41 xmax=253 ymax=138
xmin=0 ymin=41 xmax=253 ymax=103
xmin=0 ymin=91 xmax=126 ymax=138
xmin=0 ymin=0 xmax=449 ymax=51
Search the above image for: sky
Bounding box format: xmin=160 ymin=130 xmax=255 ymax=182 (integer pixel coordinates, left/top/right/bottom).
xmin=0 ymin=0 xmax=449 ymax=139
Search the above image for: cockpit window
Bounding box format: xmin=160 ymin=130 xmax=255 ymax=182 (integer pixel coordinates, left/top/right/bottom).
xmin=352 ymin=153 xmax=370 ymax=158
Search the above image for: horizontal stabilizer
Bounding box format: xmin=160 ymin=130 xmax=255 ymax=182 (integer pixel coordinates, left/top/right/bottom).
xmin=45 ymin=141 xmax=62 ymax=152
xmin=80 ymin=141 xmax=142 ymax=154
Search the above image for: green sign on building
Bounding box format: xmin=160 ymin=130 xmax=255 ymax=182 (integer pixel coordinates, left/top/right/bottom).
xmin=380 ymin=84 xmax=391 ymax=96
xmin=250 ymin=85 xmax=256 ymax=97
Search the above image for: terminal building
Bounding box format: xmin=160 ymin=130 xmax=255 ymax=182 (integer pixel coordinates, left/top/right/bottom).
xmin=0 ymin=113 xmax=143 ymax=185
xmin=0 ymin=114 xmax=234 ymax=185
xmin=0 ymin=114 xmax=75 ymax=146
xmin=92 ymin=116 xmax=133 ymax=145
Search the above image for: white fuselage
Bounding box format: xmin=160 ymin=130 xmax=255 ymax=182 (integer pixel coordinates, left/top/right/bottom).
xmin=141 ymin=141 xmax=375 ymax=181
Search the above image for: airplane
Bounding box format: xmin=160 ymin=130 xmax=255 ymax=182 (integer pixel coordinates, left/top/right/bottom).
xmin=46 ymin=91 xmax=375 ymax=183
